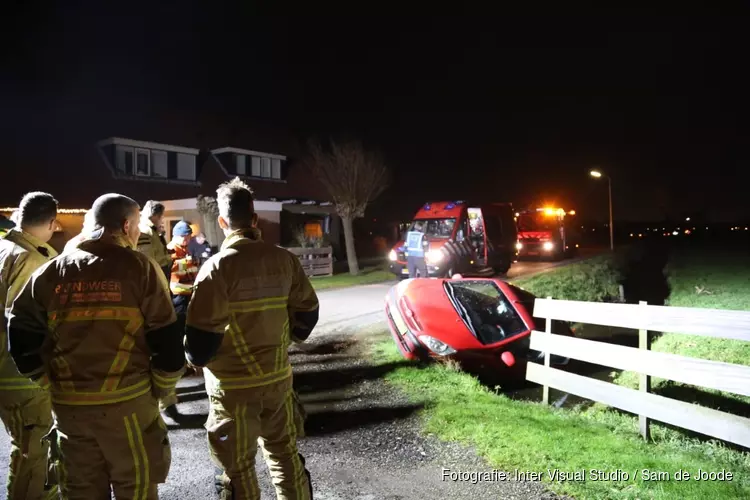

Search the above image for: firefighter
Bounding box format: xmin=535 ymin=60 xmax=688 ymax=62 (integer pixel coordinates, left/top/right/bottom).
xmin=0 ymin=192 xmax=59 ymax=500
xmin=137 ymin=200 xmax=172 ymax=280
xmin=7 ymin=193 xmax=186 ymax=499
xmin=405 ymin=221 xmax=429 ymax=278
xmin=185 ymin=177 xmax=317 ymax=499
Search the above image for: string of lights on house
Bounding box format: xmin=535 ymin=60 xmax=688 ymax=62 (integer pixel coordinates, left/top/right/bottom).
xmin=0 ymin=208 xmax=89 ymax=214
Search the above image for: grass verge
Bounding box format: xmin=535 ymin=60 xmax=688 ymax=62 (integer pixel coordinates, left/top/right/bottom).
xmin=310 ymin=265 xmax=394 ymax=291
xmin=373 ymin=338 xmax=750 ymax=499
xmin=510 ymin=254 xmax=622 ymax=302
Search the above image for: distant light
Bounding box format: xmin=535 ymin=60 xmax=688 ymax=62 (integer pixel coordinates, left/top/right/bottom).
xmin=672 ymin=230 xmax=679 ymax=236
xmin=638 ymin=234 xmax=643 ymax=238
xmin=684 ymin=229 xmax=691 ymax=235
xmin=685 ymin=217 xmax=691 ymax=221
xmin=705 ymin=227 xmax=708 ymax=230
xmin=515 ymin=212 xmax=520 ymax=217
xmin=544 ymin=208 xmax=555 ymax=216
xmin=630 ymin=233 xmax=634 ymax=237
xmin=590 ymin=170 xmax=603 ymax=178
xmin=568 ymin=210 xmax=576 ymax=215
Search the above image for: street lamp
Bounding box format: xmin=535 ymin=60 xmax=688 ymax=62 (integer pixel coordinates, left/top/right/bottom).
xmin=590 ymin=169 xmax=613 ymax=250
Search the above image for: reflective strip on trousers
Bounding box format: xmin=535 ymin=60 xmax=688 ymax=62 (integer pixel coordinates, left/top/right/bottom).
xmin=52 ymin=379 xmax=152 ymax=406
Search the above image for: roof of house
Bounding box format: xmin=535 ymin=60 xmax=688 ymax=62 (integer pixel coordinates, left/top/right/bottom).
xmin=1 ymin=136 xmax=331 ymax=209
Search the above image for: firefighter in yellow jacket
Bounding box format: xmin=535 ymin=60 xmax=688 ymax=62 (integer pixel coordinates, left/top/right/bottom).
xmin=137 ymin=200 xmax=172 ymax=280
xmin=186 ymin=177 xmax=318 ymax=500
xmin=0 ymin=192 xmax=59 ymax=500
xmin=7 ymin=193 xmax=186 ymax=499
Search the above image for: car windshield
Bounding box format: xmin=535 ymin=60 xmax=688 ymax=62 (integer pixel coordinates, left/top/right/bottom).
xmin=410 ymin=218 xmax=456 ymax=239
xmin=443 ymin=280 xmax=527 ymax=344
xmin=518 ymin=213 xmax=556 ymax=232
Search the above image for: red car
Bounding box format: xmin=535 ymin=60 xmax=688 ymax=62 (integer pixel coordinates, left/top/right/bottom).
xmin=384 ymin=276 xmax=573 ymax=367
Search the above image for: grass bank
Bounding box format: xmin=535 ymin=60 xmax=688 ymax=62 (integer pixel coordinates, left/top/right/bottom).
xmin=511 ymin=254 xmax=622 ymax=302
xmin=373 ymin=247 xmax=750 ymax=499
xmin=310 ymin=265 xmax=393 ymax=291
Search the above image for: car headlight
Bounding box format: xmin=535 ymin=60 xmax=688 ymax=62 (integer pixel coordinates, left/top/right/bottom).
xmin=418 ymin=335 xmax=457 ymax=356
xmin=543 ymin=241 xmax=554 ymax=251
xmin=515 ymin=241 xmax=523 ymax=250
xmin=425 ymin=249 xmax=444 ymax=264
xmin=388 ymin=249 xmax=397 ymax=261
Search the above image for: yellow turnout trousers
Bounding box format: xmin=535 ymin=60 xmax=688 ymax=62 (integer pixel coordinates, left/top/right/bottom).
xmin=49 ymin=394 xmax=171 ymax=500
xmin=205 ymin=383 xmax=311 ymax=500
xmin=0 ymin=389 xmax=56 ymax=500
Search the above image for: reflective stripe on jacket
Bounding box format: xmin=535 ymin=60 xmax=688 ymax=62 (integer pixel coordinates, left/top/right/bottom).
xmin=186 ymin=229 xmax=319 ymax=393
xmin=7 ymin=233 xmax=181 ymax=406
xmin=0 ymin=229 xmax=57 ymax=395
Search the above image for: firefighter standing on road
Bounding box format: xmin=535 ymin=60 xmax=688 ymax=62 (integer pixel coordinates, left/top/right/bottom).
xmin=405 ymin=221 xmax=429 ymax=278
xmin=0 ymin=192 xmax=59 ymax=500
xmin=7 ymin=193 xmax=186 ymax=499
xmin=137 ymin=200 xmax=172 ymax=281
xmin=185 ymin=177 xmax=317 ymax=499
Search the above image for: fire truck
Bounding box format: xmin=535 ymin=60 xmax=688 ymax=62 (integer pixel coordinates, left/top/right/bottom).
xmin=515 ymin=207 xmax=580 ymax=260
xmin=388 ymin=200 xmax=517 ymax=278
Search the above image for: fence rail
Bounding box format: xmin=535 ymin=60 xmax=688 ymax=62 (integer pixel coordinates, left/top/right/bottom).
xmin=526 ymin=298 xmax=750 ymax=448
xmin=286 ymin=246 xmax=333 ymax=277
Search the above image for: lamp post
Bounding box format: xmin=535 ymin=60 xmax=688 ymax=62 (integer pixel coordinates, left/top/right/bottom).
xmin=590 ymin=169 xmax=613 ymax=250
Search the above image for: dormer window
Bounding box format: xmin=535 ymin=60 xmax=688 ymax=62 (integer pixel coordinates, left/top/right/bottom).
xmin=212 ymin=147 xmax=286 ymax=181
xmin=100 ymin=137 xmax=200 ymax=183
xmin=135 ymin=149 xmax=150 ymax=176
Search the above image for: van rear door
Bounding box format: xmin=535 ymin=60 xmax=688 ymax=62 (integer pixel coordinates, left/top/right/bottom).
xmin=480 ymin=203 xmax=516 ymax=270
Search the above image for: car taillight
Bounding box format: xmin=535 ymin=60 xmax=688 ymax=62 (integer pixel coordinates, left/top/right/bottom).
xmin=399 ymin=295 xmax=422 ymax=331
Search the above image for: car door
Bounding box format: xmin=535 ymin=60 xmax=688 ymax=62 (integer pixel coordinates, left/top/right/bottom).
xmin=480 ymin=203 xmax=515 ymax=268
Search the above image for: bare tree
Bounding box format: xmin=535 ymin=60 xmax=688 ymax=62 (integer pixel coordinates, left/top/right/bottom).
xmin=305 ymin=139 xmax=389 ymax=275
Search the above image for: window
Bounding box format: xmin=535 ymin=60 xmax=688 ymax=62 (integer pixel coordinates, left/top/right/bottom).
xmin=135 ymin=149 xmax=150 ymax=176
xmin=261 ymin=157 xmax=271 ymax=178
xmin=271 ymin=158 xmax=281 ymax=179
xmin=236 ymin=154 xmax=246 ymax=175
xmin=115 ymin=145 xmax=134 ymax=173
xmin=444 ymin=280 xmax=526 ymax=345
xmin=409 ymin=218 xmax=456 ymax=238
xmin=151 ymin=150 xmax=168 ymax=177
xmin=251 ymin=156 xmax=261 ymax=176
xmin=176 ymin=153 xmax=196 ymax=180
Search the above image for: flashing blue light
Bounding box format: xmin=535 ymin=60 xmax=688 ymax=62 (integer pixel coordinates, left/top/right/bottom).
xmin=455 ymin=200 xmax=464 ymax=204
xmin=445 ymin=203 xmax=455 ymax=210
xmin=423 ymin=203 xmax=431 ymax=211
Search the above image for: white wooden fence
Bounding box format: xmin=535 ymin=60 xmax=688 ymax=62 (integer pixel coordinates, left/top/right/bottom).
xmin=526 ymin=298 xmax=750 ymax=448
xmin=287 ymin=247 xmax=334 ymax=277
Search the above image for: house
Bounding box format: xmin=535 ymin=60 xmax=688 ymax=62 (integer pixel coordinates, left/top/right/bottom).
xmin=1 ymin=137 xmax=342 ymax=254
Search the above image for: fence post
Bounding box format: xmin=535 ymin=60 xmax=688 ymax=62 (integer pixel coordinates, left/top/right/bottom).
xmin=638 ymin=300 xmax=651 ymax=441
xmin=542 ymin=296 xmax=553 ymax=405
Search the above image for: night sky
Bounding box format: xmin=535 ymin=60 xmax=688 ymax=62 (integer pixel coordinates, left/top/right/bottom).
xmin=2 ymin=5 xmax=748 ymax=223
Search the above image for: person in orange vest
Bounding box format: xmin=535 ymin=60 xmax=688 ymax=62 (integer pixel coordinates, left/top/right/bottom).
xmin=7 ymin=193 xmax=185 ymax=499
xmin=161 ymin=220 xmax=199 ymax=415
xmin=0 ymin=192 xmax=59 ymax=500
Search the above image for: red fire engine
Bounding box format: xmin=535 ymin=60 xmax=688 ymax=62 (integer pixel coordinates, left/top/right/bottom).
xmin=515 ymin=207 xmax=580 ymax=260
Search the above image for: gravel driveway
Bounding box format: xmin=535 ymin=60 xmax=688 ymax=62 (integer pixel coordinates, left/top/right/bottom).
xmin=159 ymin=333 xmax=564 ymax=499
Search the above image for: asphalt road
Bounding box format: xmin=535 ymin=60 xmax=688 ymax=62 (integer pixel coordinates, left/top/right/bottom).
xmin=0 ymin=253 xmax=595 ymax=498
